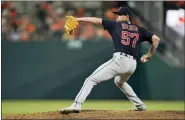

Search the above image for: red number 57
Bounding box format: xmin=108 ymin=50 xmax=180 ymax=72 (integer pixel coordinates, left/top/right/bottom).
xmin=121 ymin=31 xmax=139 ymax=48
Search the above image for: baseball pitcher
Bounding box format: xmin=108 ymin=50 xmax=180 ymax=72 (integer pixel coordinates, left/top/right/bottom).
xmin=60 ymin=6 xmax=160 ymax=114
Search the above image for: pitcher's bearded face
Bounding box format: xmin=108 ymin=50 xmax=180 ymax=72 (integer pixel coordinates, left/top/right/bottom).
xmin=116 ymin=15 xmax=130 ymax=22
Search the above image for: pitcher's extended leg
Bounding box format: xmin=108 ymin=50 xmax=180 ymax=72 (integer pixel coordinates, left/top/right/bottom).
xmin=114 ymin=75 xmax=146 ymax=110
xmin=60 ymin=56 xmax=118 ymax=113
xmin=74 ymin=56 xmax=117 ymax=104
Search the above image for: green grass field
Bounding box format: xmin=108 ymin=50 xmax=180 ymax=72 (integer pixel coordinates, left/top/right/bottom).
xmin=2 ymin=100 xmax=184 ymax=115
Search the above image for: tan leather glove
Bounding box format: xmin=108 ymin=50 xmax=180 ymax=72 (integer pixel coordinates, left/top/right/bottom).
xmin=64 ymin=16 xmax=78 ymax=35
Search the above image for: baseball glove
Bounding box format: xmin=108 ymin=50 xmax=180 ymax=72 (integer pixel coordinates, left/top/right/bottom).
xmin=64 ymin=16 xmax=78 ymax=35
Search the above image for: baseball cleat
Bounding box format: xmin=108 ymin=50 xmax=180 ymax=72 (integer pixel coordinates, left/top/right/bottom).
xmin=129 ymin=104 xmax=147 ymax=111
xmin=59 ymin=103 xmax=81 ymax=114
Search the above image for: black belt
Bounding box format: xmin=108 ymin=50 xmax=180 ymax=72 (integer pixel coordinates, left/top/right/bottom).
xmin=120 ymin=52 xmax=136 ymax=60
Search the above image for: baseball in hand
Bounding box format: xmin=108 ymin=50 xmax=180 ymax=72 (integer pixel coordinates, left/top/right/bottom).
xmin=142 ymin=59 xmax=147 ymax=62
xmin=141 ymin=53 xmax=151 ymax=63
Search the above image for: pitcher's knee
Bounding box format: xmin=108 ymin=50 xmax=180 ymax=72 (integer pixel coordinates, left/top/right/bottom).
xmin=85 ymin=77 xmax=98 ymax=86
xmin=114 ymin=77 xmax=122 ymax=87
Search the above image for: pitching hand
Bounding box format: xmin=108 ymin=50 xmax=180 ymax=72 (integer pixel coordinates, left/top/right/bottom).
xmin=141 ymin=53 xmax=152 ymax=63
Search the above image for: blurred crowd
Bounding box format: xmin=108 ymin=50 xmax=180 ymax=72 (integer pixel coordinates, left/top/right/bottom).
xmin=1 ymin=1 xmax=143 ymax=42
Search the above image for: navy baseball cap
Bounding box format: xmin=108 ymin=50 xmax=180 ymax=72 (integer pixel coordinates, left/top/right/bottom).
xmin=113 ymin=6 xmax=132 ymax=17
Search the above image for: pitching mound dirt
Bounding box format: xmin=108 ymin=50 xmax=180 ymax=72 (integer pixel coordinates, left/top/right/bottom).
xmin=2 ymin=110 xmax=185 ymax=119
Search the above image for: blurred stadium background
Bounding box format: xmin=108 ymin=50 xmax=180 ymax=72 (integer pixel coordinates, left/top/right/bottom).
xmin=1 ymin=1 xmax=184 ymax=115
